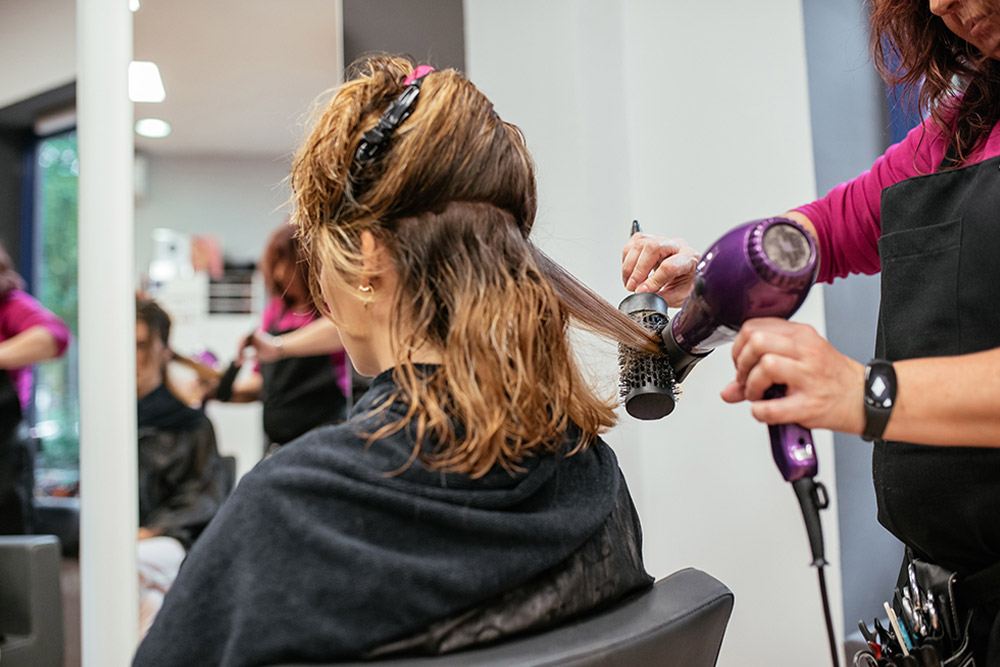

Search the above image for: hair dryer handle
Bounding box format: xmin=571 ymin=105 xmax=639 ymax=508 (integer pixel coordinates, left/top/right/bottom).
xmin=764 ymin=385 xmax=818 ymax=482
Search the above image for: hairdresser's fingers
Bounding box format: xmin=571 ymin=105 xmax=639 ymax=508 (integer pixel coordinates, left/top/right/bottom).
xmin=720 ymin=380 xmax=747 ymax=403
xmin=748 ymin=393 xmax=803 ymax=426
xmin=237 ymin=332 xmax=256 ymax=358
xmin=731 ymin=320 xmax=802 ymax=385
xmin=637 ymin=253 xmax=700 ymax=306
xmin=250 ymin=331 xmax=283 ymax=364
xmin=622 ymin=235 xmax=686 ymax=292
xmin=742 ymin=347 xmax=866 ymax=432
xmin=741 ymin=353 xmax=804 ymax=401
xmin=622 ymin=234 xmax=673 ymax=290
xmin=739 ymin=321 xmax=841 ymax=398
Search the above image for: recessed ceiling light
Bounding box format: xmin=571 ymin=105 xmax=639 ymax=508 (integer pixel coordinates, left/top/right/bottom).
xmin=129 ymin=61 xmax=165 ymax=103
xmin=135 ymin=118 xmax=171 ymax=138
xmin=130 ymin=0 xmax=140 ymax=11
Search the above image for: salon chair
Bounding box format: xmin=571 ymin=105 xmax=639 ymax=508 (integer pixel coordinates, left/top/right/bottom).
xmin=0 ymin=534 xmax=64 ymax=667
xmin=281 ymin=567 xmax=733 ymax=667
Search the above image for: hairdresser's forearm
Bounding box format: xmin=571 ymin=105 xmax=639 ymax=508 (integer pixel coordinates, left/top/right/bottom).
xmin=884 ymin=347 xmax=1000 ymax=447
xmin=0 ymin=326 xmax=61 ymax=369
xmin=228 ymin=373 xmax=262 ymax=403
xmin=271 ymin=318 xmax=344 ymax=357
xmin=782 ymin=210 xmax=817 ymax=240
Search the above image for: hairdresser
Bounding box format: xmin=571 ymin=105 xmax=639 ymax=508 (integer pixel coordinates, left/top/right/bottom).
xmin=623 ymin=0 xmax=1000 ymax=663
xmin=133 ymin=56 xmax=657 ymax=667
xmin=218 ymin=223 xmax=349 ymax=450
xmin=135 ymin=297 xmax=227 ymax=638
xmin=0 ymin=240 xmax=70 ymax=535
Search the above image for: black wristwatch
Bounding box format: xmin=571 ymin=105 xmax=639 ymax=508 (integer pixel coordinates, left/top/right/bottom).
xmin=862 ymin=359 xmax=896 ymax=442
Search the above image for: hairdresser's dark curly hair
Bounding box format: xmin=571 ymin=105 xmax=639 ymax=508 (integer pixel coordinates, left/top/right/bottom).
xmin=870 ymin=0 xmax=1000 ymax=168
xmin=0 ymin=241 xmax=25 ymax=300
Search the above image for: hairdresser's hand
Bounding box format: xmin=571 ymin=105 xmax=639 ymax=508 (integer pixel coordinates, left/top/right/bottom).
xmin=138 ymin=526 xmax=163 ymax=541
xmin=247 ymin=330 xmax=284 ymax=363
xmin=720 ymin=318 xmax=866 ymax=435
xmin=621 ymin=233 xmax=700 ymax=307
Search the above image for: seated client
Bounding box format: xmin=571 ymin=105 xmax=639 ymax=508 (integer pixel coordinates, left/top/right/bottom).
xmin=135 ymin=297 xmax=227 ymax=638
xmin=133 ymin=56 xmax=659 ymax=666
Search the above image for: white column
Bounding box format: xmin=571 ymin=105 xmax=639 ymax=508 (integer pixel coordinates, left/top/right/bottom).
xmin=77 ymin=0 xmax=139 ymax=664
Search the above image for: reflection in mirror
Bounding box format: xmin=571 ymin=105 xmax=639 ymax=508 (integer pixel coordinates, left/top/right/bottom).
xmin=127 ymin=0 xmax=466 ymax=650
xmin=131 ymin=0 xmax=343 ymax=480
xmin=130 ymin=0 xmax=465 ymax=483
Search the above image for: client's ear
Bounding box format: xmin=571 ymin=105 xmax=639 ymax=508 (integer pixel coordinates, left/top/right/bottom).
xmin=359 ymin=230 xmax=387 ymax=281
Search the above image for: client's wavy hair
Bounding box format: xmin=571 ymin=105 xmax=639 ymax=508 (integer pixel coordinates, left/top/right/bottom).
xmin=291 ymin=55 xmax=658 ymax=477
xmin=870 ymin=0 xmax=1000 ymax=168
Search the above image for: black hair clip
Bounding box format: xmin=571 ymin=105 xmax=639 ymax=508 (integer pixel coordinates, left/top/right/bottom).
xmin=355 ymin=71 xmax=431 ymax=165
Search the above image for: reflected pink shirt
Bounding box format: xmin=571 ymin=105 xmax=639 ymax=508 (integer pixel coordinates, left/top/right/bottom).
xmin=0 ymin=290 xmax=71 ymax=409
xmin=795 ymin=114 xmax=1000 ymax=283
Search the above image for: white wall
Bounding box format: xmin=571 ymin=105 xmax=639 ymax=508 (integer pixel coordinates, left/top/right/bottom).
xmin=134 ymin=153 xmax=292 ymax=274
xmin=465 ymin=2 xmax=842 ymax=665
xmin=0 ymin=0 xmax=76 ymax=109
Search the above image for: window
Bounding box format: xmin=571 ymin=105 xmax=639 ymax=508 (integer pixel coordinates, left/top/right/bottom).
xmin=32 ymin=130 xmax=80 ymax=495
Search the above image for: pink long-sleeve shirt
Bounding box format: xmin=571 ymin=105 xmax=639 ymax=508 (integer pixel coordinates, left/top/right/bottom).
xmin=0 ymin=290 xmax=71 ymax=410
xmin=796 ymin=113 xmax=1000 ymax=284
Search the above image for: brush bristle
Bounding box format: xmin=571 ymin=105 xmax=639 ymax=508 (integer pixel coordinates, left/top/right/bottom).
xmin=618 ymin=310 xmax=678 ymax=419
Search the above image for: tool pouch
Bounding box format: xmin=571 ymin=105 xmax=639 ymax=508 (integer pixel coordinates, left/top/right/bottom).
xmin=895 ymin=550 xmax=978 ymax=667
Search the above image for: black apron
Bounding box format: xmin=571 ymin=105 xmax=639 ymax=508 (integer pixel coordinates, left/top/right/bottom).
xmin=0 ymin=369 xmax=32 ymax=534
xmin=259 ymin=319 xmax=347 ymax=447
xmin=873 ymin=152 xmax=1000 ymax=663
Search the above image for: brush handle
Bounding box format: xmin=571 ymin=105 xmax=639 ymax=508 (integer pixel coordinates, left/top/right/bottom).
xmin=213 ymin=361 xmax=242 ymax=402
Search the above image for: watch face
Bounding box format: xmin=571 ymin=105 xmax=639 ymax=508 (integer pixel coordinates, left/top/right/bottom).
xmin=865 ymin=362 xmax=895 ymax=409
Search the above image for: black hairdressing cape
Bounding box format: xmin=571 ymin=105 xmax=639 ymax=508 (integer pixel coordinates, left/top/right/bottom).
xmin=137 ymin=385 xmax=227 ymax=549
xmin=133 ymin=367 xmax=626 ymax=667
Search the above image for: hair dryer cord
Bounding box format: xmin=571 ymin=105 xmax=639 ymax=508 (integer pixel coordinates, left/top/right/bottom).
xmin=792 ymin=477 xmax=840 ymax=667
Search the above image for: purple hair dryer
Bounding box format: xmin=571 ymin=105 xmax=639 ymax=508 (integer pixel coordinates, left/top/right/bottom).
xmin=620 ymin=215 xmax=831 ymax=556
xmin=620 ymin=216 xmax=817 ymax=414
xmin=620 ymin=216 xmax=823 ymax=483
xmin=619 ymin=217 xmax=837 ymax=664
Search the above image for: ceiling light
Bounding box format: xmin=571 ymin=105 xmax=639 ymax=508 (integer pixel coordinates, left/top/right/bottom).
xmin=129 ymin=61 xmax=165 ymax=103
xmin=130 ymin=0 xmax=140 ymax=11
xmin=135 ymin=118 xmax=171 ymax=138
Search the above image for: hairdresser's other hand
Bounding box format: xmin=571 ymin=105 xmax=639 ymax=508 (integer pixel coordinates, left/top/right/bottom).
xmin=720 ymin=318 xmax=866 ymax=435
xmin=247 ymin=330 xmax=285 ymax=363
xmin=138 ymin=526 xmax=163 ymax=541
xmin=621 ymin=233 xmax=700 ymax=307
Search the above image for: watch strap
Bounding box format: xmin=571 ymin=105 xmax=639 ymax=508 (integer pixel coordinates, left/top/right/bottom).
xmin=862 ymin=359 xmax=896 ymax=442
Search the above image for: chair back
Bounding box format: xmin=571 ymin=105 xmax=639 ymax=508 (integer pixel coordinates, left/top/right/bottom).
xmin=279 ymin=567 xmax=733 ymax=667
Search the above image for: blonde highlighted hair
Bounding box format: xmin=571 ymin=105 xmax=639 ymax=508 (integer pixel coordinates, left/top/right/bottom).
xmin=291 ymin=55 xmax=657 ymax=477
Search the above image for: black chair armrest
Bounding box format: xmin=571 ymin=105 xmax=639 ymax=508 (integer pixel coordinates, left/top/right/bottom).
xmin=0 ymin=534 xmax=64 ymax=667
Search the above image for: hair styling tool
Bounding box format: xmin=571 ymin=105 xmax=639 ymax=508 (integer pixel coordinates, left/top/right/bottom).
xmin=213 ymin=361 xmax=242 ymax=403
xmin=619 ymin=218 xmax=840 ymax=667
xmin=213 ymin=332 xmax=256 ymax=402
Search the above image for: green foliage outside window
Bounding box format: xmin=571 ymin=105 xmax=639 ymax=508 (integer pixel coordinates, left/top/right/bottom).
xmin=33 ymin=131 xmax=80 ymax=483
